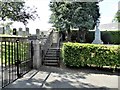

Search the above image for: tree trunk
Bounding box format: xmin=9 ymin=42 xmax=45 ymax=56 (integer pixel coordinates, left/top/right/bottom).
xmin=76 ymin=28 xmax=81 ymax=42
xmin=82 ymin=31 xmax=86 ymax=43
xmin=59 ymin=30 xmax=65 ymax=41
xmin=77 ymin=28 xmax=87 ymax=43
xmin=67 ymin=28 xmax=71 ymax=41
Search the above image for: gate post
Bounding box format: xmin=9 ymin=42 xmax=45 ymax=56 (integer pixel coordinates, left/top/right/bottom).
xmin=29 ymin=35 xmax=42 ymax=69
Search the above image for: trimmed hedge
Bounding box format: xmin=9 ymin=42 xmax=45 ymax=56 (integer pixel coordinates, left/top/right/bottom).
xmin=62 ymin=42 xmax=120 ymax=69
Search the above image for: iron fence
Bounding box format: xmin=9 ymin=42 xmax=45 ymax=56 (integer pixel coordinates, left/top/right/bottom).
xmin=0 ymin=36 xmax=33 ymax=88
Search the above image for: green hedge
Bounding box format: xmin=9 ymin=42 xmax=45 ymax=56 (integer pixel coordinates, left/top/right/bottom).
xmin=62 ymin=42 xmax=120 ymax=69
xmin=86 ymin=31 xmax=120 ymax=44
xmin=71 ymin=30 xmax=120 ymax=44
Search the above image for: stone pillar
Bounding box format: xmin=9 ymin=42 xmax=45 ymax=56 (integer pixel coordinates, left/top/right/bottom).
xmin=26 ymin=27 xmax=29 ymax=36
xmin=18 ymin=28 xmax=23 ymax=36
xmin=29 ymin=35 xmax=42 ymax=69
xmin=92 ymin=20 xmax=103 ymax=44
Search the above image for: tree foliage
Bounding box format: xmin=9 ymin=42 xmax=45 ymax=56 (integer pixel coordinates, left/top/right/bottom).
xmin=49 ymin=1 xmax=100 ymax=42
xmin=0 ymin=1 xmax=39 ymax=25
xmin=114 ymin=10 xmax=120 ymax=23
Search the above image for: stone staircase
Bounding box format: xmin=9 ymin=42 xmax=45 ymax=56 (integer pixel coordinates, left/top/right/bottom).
xmin=43 ymin=48 xmax=60 ymax=67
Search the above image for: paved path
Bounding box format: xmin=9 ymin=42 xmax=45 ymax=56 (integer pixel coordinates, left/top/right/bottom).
xmin=4 ymin=66 xmax=120 ymax=89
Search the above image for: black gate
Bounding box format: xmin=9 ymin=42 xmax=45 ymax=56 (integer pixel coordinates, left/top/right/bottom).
xmin=0 ymin=36 xmax=33 ymax=88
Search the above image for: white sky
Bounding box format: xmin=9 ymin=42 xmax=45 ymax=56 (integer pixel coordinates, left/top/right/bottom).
xmin=10 ymin=0 xmax=120 ymax=34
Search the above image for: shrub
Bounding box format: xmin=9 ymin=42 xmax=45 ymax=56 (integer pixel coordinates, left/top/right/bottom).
xmin=62 ymin=42 xmax=120 ymax=69
xmin=85 ymin=31 xmax=94 ymax=43
xmin=101 ymin=31 xmax=112 ymax=44
xmin=110 ymin=31 xmax=120 ymax=44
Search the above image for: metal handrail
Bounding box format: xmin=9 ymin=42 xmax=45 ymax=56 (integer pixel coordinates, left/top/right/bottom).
xmin=57 ymin=35 xmax=62 ymax=49
xmin=41 ymin=30 xmax=53 ymax=61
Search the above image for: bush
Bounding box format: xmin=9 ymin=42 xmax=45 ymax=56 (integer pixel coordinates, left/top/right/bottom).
xmin=62 ymin=42 xmax=120 ymax=69
xmin=101 ymin=31 xmax=112 ymax=44
xmin=110 ymin=31 xmax=120 ymax=44
xmin=85 ymin=31 xmax=94 ymax=43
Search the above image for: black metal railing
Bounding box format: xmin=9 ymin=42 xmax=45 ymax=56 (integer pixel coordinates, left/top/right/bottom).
xmin=56 ymin=34 xmax=62 ymax=67
xmin=0 ymin=36 xmax=33 ymax=88
xmin=41 ymin=30 xmax=53 ymax=63
xmin=57 ymin=35 xmax=62 ymax=49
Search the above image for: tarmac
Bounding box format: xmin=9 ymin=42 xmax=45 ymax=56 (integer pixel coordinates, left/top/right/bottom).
xmin=3 ymin=66 xmax=119 ymax=89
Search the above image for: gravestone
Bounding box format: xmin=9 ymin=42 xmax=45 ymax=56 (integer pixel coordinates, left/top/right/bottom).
xmin=36 ymin=29 xmax=40 ymax=35
xmin=5 ymin=25 xmax=10 ymax=35
xmin=36 ymin=29 xmax=40 ymax=39
xmin=18 ymin=28 xmax=23 ymax=36
xmin=0 ymin=27 xmax=3 ymax=34
xmin=23 ymin=31 xmax=26 ymax=36
xmin=41 ymin=31 xmax=44 ymax=38
xmin=13 ymin=28 xmax=17 ymax=35
xmin=26 ymin=27 xmax=29 ymax=36
xmin=92 ymin=20 xmax=103 ymax=44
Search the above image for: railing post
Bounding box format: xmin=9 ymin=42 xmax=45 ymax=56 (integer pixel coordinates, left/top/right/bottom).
xmin=30 ymin=41 xmax=34 ymax=69
xmin=16 ymin=40 xmax=21 ymax=78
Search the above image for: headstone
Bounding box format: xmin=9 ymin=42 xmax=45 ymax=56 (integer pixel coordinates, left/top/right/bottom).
xmin=18 ymin=28 xmax=23 ymax=36
xmin=92 ymin=20 xmax=103 ymax=44
xmin=0 ymin=27 xmax=3 ymax=34
xmin=36 ymin=29 xmax=40 ymax=35
xmin=41 ymin=31 xmax=44 ymax=38
xmin=36 ymin=29 xmax=40 ymax=39
xmin=13 ymin=28 xmax=17 ymax=35
xmin=23 ymin=31 xmax=26 ymax=36
xmin=5 ymin=25 xmax=10 ymax=35
xmin=26 ymin=27 xmax=29 ymax=36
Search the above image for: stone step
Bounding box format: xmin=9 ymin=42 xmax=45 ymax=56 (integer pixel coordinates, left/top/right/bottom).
xmin=44 ymin=57 xmax=59 ymax=60
xmin=45 ymin=53 xmax=59 ymax=57
xmin=49 ymin=48 xmax=60 ymax=50
xmin=44 ymin=62 xmax=59 ymax=66
xmin=47 ymin=50 xmax=60 ymax=52
xmin=48 ymin=50 xmax=60 ymax=52
xmin=46 ymin=52 xmax=60 ymax=55
xmin=43 ymin=60 xmax=58 ymax=63
xmin=43 ymin=47 xmax=60 ymax=67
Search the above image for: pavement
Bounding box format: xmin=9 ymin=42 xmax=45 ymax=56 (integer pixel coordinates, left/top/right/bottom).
xmin=2 ymin=66 xmax=119 ymax=89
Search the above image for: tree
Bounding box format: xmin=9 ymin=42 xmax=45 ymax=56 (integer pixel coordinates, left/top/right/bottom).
xmin=49 ymin=2 xmax=73 ymax=41
xmin=0 ymin=1 xmax=39 ymax=25
xmin=72 ymin=2 xmax=100 ymax=42
xmin=49 ymin=1 xmax=100 ymax=42
xmin=113 ymin=10 xmax=120 ymax=23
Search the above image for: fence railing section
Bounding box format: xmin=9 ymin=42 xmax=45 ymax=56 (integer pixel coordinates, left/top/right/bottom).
xmin=41 ymin=30 xmax=53 ymax=60
xmin=57 ymin=35 xmax=62 ymax=49
xmin=0 ymin=36 xmax=33 ymax=88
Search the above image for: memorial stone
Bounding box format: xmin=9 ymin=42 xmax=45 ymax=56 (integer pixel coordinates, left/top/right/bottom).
xmin=92 ymin=20 xmax=103 ymax=44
